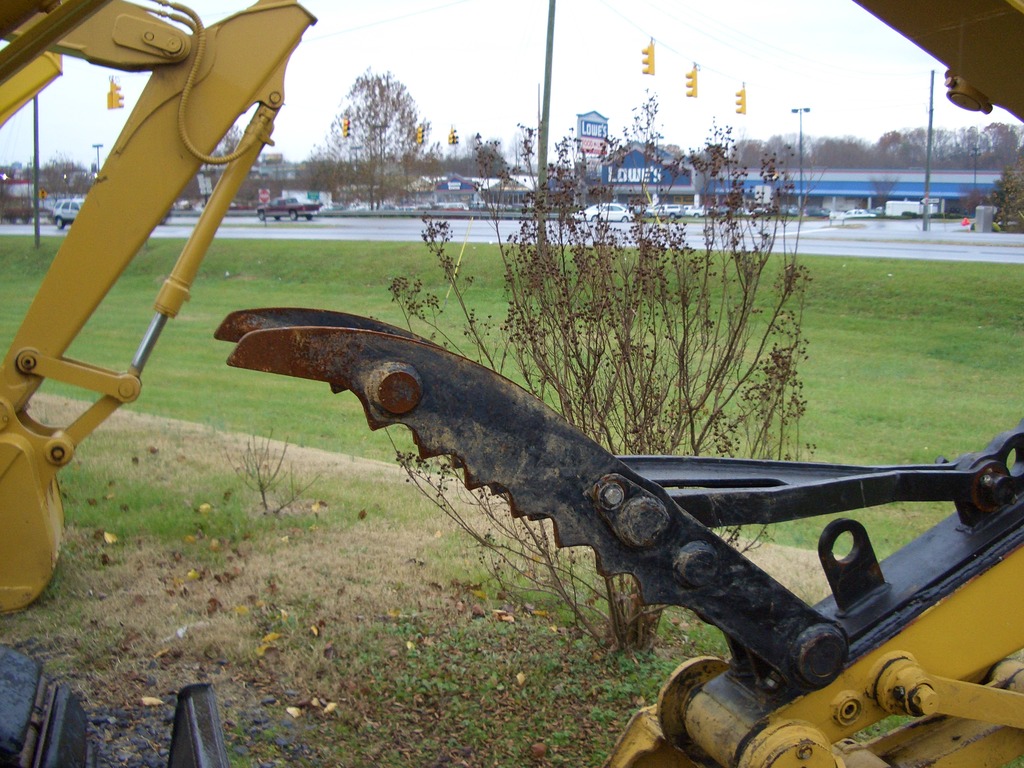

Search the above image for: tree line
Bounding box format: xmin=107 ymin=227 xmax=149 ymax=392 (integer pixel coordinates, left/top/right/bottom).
xmin=731 ymin=123 xmax=1022 ymax=172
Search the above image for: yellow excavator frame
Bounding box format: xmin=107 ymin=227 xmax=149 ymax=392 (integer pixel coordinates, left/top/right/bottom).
xmin=0 ymin=0 xmax=315 ymax=612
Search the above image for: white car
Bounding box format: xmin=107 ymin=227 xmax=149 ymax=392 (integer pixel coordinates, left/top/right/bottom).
xmin=578 ymin=203 xmax=632 ymax=222
xmin=51 ymin=198 xmax=83 ymax=229
xmin=831 ymin=208 xmax=877 ymax=220
xmin=649 ymin=204 xmax=683 ymax=219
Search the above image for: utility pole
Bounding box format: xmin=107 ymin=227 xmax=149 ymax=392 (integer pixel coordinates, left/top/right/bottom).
xmin=33 ymin=95 xmax=40 ymax=248
xmin=923 ymin=70 xmax=935 ymax=232
xmin=791 ymin=107 xmax=810 ymax=213
xmin=537 ymin=0 xmax=556 ymax=250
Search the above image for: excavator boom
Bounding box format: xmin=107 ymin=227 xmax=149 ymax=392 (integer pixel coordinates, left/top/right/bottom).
xmin=0 ymin=1 xmax=315 ymax=612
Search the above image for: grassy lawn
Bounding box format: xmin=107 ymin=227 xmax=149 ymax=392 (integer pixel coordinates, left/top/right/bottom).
xmin=1 ymin=234 xmax=1022 ymax=765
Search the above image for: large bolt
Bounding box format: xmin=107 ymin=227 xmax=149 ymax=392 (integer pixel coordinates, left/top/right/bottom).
xmin=793 ymin=624 xmax=847 ymax=689
xmin=908 ymin=683 xmax=938 ymax=716
xmin=372 ymin=363 xmax=422 ymax=415
xmin=45 ymin=437 xmax=73 ymax=466
xmin=595 ymin=477 xmax=626 ymax=510
xmin=615 ymin=496 xmax=669 ymax=548
xmin=978 ymin=470 xmax=1014 ymax=509
xmin=674 ymin=542 xmax=719 ymax=588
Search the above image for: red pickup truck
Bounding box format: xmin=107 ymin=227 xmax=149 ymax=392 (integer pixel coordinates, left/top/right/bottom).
xmin=256 ymin=196 xmax=321 ymax=221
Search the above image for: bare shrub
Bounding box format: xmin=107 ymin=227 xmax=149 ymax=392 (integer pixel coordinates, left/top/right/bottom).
xmin=390 ymin=97 xmax=810 ymax=650
xmin=231 ymin=433 xmax=319 ymax=515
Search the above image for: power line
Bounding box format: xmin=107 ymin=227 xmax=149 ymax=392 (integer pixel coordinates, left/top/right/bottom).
xmin=304 ymin=0 xmax=473 ymax=43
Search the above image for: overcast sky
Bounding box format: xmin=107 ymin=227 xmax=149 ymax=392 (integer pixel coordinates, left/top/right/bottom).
xmin=1 ymin=0 xmax=1020 ymax=169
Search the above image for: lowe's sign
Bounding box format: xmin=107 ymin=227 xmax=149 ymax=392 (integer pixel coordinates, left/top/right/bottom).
xmin=577 ymin=110 xmax=609 ymax=159
xmin=578 ymin=118 xmax=609 ymax=140
xmin=601 ymin=149 xmax=691 ymax=189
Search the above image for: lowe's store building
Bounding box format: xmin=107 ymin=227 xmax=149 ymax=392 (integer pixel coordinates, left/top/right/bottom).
xmin=600 ymin=145 xmax=1000 ymax=215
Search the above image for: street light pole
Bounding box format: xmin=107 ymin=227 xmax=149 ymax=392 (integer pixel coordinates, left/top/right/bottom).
xmin=791 ymin=108 xmax=809 ymax=213
xmin=92 ymin=143 xmax=103 ymax=177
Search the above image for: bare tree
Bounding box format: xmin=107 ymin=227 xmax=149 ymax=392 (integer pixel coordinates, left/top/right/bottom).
xmin=870 ymin=174 xmax=900 ymax=202
xmin=319 ymin=69 xmax=428 ymax=208
xmin=40 ymin=154 xmax=89 ymax=198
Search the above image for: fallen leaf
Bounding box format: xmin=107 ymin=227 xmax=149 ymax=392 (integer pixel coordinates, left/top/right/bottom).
xmin=198 ymin=503 xmax=212 ymax=514
xmin=516 ymin=672 xmax=526 ymax=687
xmin=493 ymin=609 xmax=515 ymax=623
xmin=141 ymin=696 xmax=163 ymax=707
xmin=182 ymin=535 xmax=197 ymax=544
xmin=324 ymin=701 xmax=338 ymax=714
xmin=406 ymin=640 xmax=415 ymax=650
xmin=103 ymin=531 xmax=118 ymax=544
xmin=185 ymin=569 xmax=200 ymax=581
xmin=285 ymin=706 xmax=302 ymax=719
xmin=232 ymin=605 xmax=250 ymax=616
xmin=309 ymin=625 xmax=319 ymax=637
xmin=471 ymin=589 xmax=488 ymax=600
xmin=262 ymin=632 xmax=282 ymax=643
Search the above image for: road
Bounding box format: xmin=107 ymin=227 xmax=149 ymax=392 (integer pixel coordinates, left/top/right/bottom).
xmin=5 ymin=215 xmax=1024 ymax=264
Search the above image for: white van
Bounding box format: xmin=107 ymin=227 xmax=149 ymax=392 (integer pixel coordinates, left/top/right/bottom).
xmin=51 ymin=199 xmax=83 ymax=229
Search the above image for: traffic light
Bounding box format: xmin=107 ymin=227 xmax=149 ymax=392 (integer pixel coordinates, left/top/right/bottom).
xmin=735 ymin=87 xmax=747 ymax=114
xmin=416 ymin=124 xmax=424 ymax=145
xmin=641 ymin=41 xmax=655 ymax=76
xmin=342 ymin=118 xmax=350 ymax=137
xmin=106 ymin=78 xmax=123 ymax=109
xmin=448 ymin=126 xmax=458 ymax=145
xmin=685 ymin=67 xmax=698 ymax=98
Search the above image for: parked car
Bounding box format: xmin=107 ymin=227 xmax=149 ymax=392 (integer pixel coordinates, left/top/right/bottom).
xmin=649 ymin=203 xmax=683 ymax=219
xmin=831 ymin=208 xmax=877 ymax=220
xmin=803 ymin=206 xmax=829 ymax=217
xmin=51 ymin=198 xmax=83 ymax=229
xmin=256 ymin=196 xmax=321 ymax=221
xmin=681 ymin=204 xmax=706 ymax=217
xmin=578 ymin=203 xmax=632 ymax=223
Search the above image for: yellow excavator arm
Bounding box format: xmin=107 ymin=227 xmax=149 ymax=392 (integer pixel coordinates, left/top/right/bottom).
xmin=0 ymin=51 xmax=61 ymax=127
xmin=0 ymin=0 xmax=315 ymax=612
